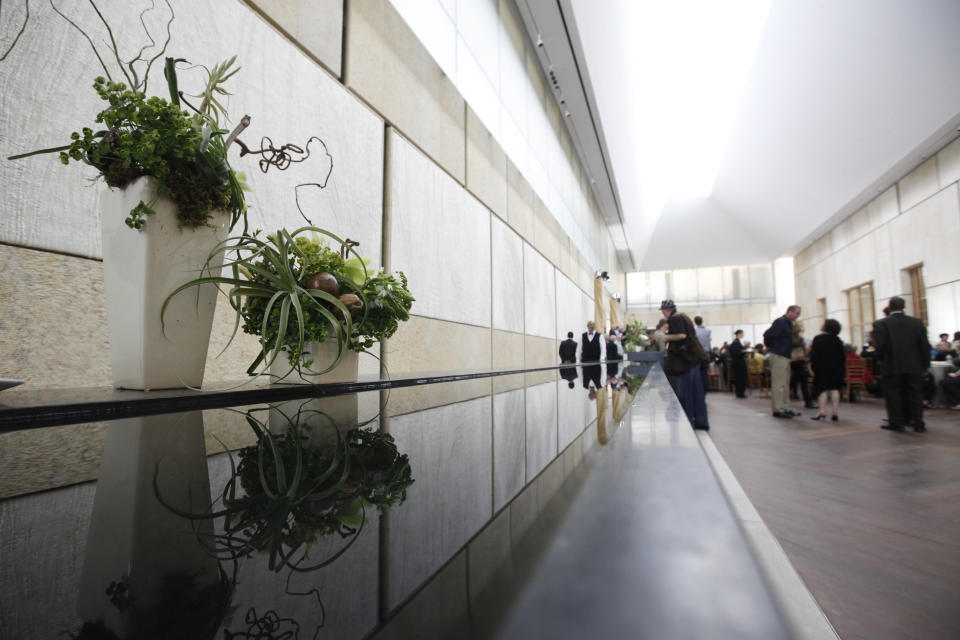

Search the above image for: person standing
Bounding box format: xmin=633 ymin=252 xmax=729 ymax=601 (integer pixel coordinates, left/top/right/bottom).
xmin=789 ymin=320 xmax=817 ymax=409
xmin=652 ymin=318 xmax=669 ymax=352
xmin=728 ymin=329 xmax=748 ymax=398
xmin=872 ymin=296 xmax=932 ymax=432
xmin=581 ymin=321 xmax=602 ymax=362
xmin=764 ymin=305 xmax=802 ymax=418
xmin=661 ymin=300 xmax=709 ymax=430
xmin=809 ymin=319 xmax=845 ymax=422
xmin=694 ymin=316 xmax=712 ymax=392
xmin=559 ymin=331 xmax=578 ymax=363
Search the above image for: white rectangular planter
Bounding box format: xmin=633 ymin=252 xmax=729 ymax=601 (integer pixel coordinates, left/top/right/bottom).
xmin=270 ymin=340 xmax=360 ymax=384
xmin=100 ymin=177 xmax=228 ymax=390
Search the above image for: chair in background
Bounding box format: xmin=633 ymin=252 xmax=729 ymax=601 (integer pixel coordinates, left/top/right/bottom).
xmin=845 ymin=358 xmax=867 ymax=401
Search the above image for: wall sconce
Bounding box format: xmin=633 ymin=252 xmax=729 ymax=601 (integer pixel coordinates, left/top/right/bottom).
xmin=613 ymin=293 xmax=622 ymax=302
xmin=594 ymin=269 xmax=610 ymax=281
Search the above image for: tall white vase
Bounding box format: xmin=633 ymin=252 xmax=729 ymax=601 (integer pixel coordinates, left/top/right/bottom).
xmin=100 ymin=177 xmax=228 ymax=389
xmin=269 ymin=340 xmax=360 ymax=384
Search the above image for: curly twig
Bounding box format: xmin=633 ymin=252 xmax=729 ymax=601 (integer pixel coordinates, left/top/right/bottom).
xmin=0 ymin=0 xmax=30 ymax=62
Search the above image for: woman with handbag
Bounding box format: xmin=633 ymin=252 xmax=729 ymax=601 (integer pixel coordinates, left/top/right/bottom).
xmin=660 ymin=300 xmax=710 ymax=430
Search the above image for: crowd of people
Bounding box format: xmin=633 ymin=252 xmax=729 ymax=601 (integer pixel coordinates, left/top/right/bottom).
xmin=563 ymin=299 xmax=959 ymax=434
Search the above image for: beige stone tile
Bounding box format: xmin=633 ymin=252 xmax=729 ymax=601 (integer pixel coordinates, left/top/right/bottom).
xmin=524 ymin=335 xmax=557 ymax=369
xmin=387 ymin=130 xmax=491 ymax=327
xmin=0 ymin=423 xmax=106 ymax=498
xmin=506 ymin=158 xmax=536 ymax=242
xmin=937 ymin=136 xmax=960 ymax=188
xmin=0 ymin=244 xmax=111 ymax=389
xmin=898 ymin=156 xmax=940 ymax=212
xmin=245 ymin=0 xmax=344 ymax=76
xmin=492 ymin=216 xmax=524 ymax=333
xmin=383 ymin=315 xmax=492 ymax=415
xmin=466 ymin=107 xmax=508 ymax=219
xmin=523 ymin=244 xmax=557 ymax=340
xmin=345 ymin=0 xmax=466 ymax=182
xmin=492 ymin=329 xmax=525 ymax=394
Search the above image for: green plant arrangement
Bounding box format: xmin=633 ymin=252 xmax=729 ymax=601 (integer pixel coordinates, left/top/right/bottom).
xmin=6 ymin=1 xmax=248 ymax=232
xmin=621 ymin=320 xmax=649 ymax=352
xmin=164 ymin=225 xmax=415 ymax=380
xmin=158 ymin=404 xmax=414 ymax=573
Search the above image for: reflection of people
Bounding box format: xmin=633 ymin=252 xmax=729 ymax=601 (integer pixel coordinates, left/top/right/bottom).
xmin=809 ymin=319 xmax=845 ymax=422
xmin=764 ymin=305 xmax=802 ymax=418
xmin=605 ymin=334 xmax=622 ymax=361
xmin=661 ymin=300 xmax=709 ymax=430
xmin=560 ymin=362 xmax=579 ymax=388
xmin=872 ymin=296 xmax=931 ymax=433
xmin=582 ymin=364 xmax=602 ymax=394
xmin=581 ymin=321 xmax=601 ymax=362
xmin=728 ymin=330 xmax=747 ymax=398
xmin=559 ymin=331 xmax=578 ymax=363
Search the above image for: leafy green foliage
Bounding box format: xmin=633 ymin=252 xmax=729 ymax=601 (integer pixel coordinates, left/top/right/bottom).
xmin=156 ymin=405 xmax=414 ymax=573
xmin=55 ymin=74 xmax=243 ymax=230
xmin=161 ymin=226 xmax=415 ymax=381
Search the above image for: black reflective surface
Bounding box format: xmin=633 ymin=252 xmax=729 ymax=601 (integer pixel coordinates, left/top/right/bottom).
xmin=1 ymin=366 xmax=788 ymax=640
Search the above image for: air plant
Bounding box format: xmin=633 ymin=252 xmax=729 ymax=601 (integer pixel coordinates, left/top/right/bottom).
xmin=157 ymin=404 xmax=413 ymax=573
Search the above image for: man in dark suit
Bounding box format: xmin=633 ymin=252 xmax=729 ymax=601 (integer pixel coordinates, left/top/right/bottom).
xmin=872 ymin=296 xmax=932 ymax=432
xmin=559 ymin=331 xmax=578 ymax=363
xmin=581 ymin=321 xmax=601 ymax=362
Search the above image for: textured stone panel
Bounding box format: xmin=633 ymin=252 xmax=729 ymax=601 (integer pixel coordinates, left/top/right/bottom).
xmin=493 ymin=388 xmax=525 ymax=512
xmin=467 ymin=507 xmax=511 ymax=603
xmin=492 ymin=329 xmax=525 ymax=394
xmin=466 ymin=107 xmax=508 ymax=220
xmin=523 ymin=244 xmax=556 ymax=339
xmin=1 ymin=1 xmax=383 ymax=260
xmin=383 ymin=314 xmax=491 ymax=415
xmin=388 ymin=131 xmax=491 ymax=327
xmin=557 ymin=379 xmax=588 ymax=453
xmin=899 ymin=156 xmax=940 ymax=212
xmin=524 ymin=380 xmax=557 ymax=482
xmin=509 ymin=477 xmax=539 ymax=544
xmin=555 ymin=271 xmax=584 ymax=346
xmin=890 ymin=186 xmax=960 ymax=287
xmin=524 ymin=334 xmax=557 ymax=370
xmin=386 ymin=397 xmax=492 ymax=609
xmin=245 ymin=0 xmax=343 ymax=75
xmin=868 ymin=186 xmax=900 ymax=229
xmin=346 ymin=0 xmax=465 ymax=182
xmin=937 ymin=136 xmax=960 ymax=188
xmin=491 ymin=215 xmax=524 ymax=333
xmin=0 ymin=245 xmax=111 ymax=389
xmin=377 ymin=550 xmax=468 ymax=635
xmin=0 ymin=422 xmax=106 ymax=498
xmin=506 ymin=158 xmax=536 ymax=242
xmin=0 ymin=484 xmax=95 ymax=639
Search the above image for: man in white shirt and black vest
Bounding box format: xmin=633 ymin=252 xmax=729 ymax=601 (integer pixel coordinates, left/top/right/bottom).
xmin=581 ymin=321 xmax=602 ymax=362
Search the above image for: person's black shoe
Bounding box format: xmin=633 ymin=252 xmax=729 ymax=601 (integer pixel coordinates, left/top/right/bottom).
xmin=881 ymin=424 xmax=906 ymax=432
xmin=914 ymin=424 xmax=927 ymax=433
xmin=693 ymin=424 xmax=710 ymax=430
xmin=805 ymin=402 xmax=819 ymax=409
xmin=773 ymin=411 xmax=793 ymax=418
xmin=788 ymin=410 xmax=802 ymax=417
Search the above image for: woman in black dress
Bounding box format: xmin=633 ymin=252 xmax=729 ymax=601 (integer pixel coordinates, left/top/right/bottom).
xmin=809 ymin=318 xmax=845 ymax=421
xmin=728 ymin=329 xmax=748 ymax=398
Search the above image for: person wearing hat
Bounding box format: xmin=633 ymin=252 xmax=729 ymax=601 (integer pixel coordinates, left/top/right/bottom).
xmin=660 ymin=299 xmax=710 ymax=430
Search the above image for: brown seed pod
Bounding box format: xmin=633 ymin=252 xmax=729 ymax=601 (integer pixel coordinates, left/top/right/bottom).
xmin=305 ymin=272 xmax=339 ymax=296
xmin=335 ymin=293 xmax=363 ymax=320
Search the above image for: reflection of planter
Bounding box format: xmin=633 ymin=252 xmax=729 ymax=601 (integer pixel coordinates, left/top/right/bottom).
xmin=270 ymin=340 xmax=359 ymax=384
xmin=100 ymin=177 xmax=228 ymax=389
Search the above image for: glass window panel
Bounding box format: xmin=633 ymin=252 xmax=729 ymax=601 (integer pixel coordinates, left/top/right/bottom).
xmin=697 ymin=267 xmax=723 ymax=301
xmin=626 ymin=272 xmax=647 ymax=305
xmin=649 ymin=271 xmax=667 ymax=302
xmin=749 ymin=264 xmax=774 ymax=299
xmin=722 ymin=266 xmax=738 ymax=299
xmin=673 ymin=269 xmax=698 ymax=301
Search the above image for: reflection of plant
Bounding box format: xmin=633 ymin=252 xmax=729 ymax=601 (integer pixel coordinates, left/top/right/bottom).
xmin=163 ymin=226 xmax=414 ymax=379
xmin=624 ymin=373 xmax=646 ymax=394
xmin=6 ymin=2 xmax=248 ymax=232
xmin=160 ymin=406 xmax=413 ymax=573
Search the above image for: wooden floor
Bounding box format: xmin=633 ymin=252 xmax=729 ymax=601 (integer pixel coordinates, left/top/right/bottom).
xmin=706 ymin=390 xmax=960 ymax=640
